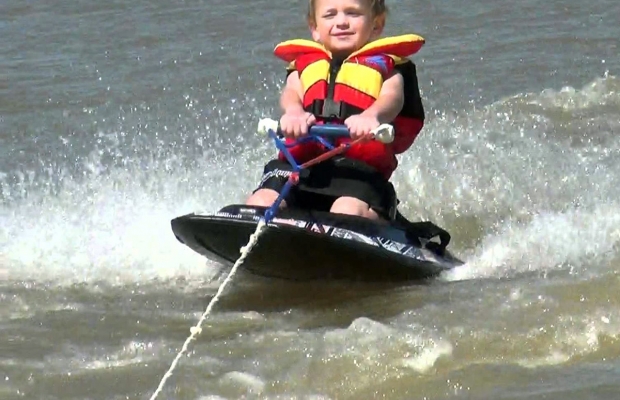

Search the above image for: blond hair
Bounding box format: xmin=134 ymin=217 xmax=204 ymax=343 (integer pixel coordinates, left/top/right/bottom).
xmin=307 ymin=0 xmax=388 ymax=24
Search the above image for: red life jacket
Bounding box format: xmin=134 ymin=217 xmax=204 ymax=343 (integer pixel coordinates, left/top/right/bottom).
xmin=274 ymin=34 xmax=426 ymax=179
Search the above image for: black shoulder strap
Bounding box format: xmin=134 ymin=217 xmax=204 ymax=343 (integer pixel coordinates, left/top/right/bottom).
xmin=318 ymin=58 xmax=344 ymax=118
xmin=394 ymin=59 xmax=425 ymax=121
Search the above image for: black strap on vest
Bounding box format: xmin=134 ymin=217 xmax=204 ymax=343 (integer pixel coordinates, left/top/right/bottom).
xmin=306 ymin=58 xmax=363 ymax=121
xmin=321 ymin=58 xmax=343 ymax=118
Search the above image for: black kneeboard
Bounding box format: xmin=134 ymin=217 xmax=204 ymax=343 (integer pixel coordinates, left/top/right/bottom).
xmin=171 ymin=204 xmax=463 ymax=282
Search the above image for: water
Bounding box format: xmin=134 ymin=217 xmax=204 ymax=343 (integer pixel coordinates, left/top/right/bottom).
xmin=1 ymin=0 xmax=620 ymax=398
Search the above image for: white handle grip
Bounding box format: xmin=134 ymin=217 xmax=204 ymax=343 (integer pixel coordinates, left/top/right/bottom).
xmin=257 ymin=118 xmax=279 ymax=136
xmin=371 ymin=124 xmax=394 ymax=144
xmin=257 ymin=117 xmax=394 ymax=143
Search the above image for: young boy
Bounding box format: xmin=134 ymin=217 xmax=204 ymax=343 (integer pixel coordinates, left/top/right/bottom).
xmin=246 ymin=0 xmax=425 ymax=221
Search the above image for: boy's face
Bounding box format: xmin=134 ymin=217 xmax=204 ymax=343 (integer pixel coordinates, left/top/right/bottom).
xmin=310 ymin=0 xmax=384 ymax=57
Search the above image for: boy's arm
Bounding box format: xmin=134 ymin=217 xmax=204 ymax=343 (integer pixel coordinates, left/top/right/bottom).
xmin=279 ymin=71 xmax=305 ymax=114
xmin=278 ymin=71 xmax=316 ymax=137
xmin=360 ymin=71 xmax=405 ymax=124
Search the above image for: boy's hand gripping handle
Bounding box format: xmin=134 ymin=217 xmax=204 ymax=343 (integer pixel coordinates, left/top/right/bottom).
xmin=257 ymin=118 xmax=394 ymax=143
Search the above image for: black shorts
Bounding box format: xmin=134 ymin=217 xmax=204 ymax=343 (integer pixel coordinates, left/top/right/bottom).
xmin=254 ymin=156 xmax=398 ymax=220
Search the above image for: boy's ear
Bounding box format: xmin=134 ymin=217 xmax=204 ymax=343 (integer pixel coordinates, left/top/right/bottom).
xmin=309 ymin=22 xmax=321 ymax=42
xmin=372 ymin=14 xmax=386 ymax=37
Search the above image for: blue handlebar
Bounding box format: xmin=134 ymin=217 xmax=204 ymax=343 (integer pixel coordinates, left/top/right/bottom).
xmin=273 ymin=123 xmax=350 ymax=139
xmin=266 ymin=123 xmax=352 ymax=172
xmin=262 ymin=123 xmax=352 ymax=223
xmin=307 ymin=124 xmax=350 ymax=138
xmin=270 ymin=123 xmax=351 ymax=156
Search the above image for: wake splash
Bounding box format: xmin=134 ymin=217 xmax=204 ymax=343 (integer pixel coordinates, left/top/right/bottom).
xmin=0 ymin=90 xmax=275 ymax=286
xmin=2 ymin=74 xmax=619 ymax=286
xmin=0 ymin=147 xmax=226 ymax=285
xmin=444 ymin=204 xmax=620 ymax=281
xmin=418 ymin=73 xmax=620 ymax=281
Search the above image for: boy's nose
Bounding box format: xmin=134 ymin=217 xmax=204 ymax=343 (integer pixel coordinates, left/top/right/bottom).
xmin=334 ymin=12 xmax=349 ymax=26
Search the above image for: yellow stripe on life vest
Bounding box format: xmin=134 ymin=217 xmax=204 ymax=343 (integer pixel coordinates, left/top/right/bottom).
xmin=299 ymin=59 xmax=330 ymax=92
xmin=390 ymin=55 xmax=408 ymax=65
xmin=336 ymin=63 xmax=383 ymax=99
xmin=274 ymin=39 xmax=329 ymax=63
xmin=274 ymin=34 xmax=424 ymax=64
xmin=348 ymin=34 xmax=425 ymax=59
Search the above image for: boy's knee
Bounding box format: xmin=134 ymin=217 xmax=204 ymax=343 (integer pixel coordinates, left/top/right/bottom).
xmin=246 ymin=189 xmax=283 ymax=207
xmin=330 ymin=196 xmax=379 ymax=219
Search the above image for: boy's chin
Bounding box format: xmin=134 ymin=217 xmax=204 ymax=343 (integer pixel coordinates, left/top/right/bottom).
xmin=326 ymin=43 xmax=362 ymax=57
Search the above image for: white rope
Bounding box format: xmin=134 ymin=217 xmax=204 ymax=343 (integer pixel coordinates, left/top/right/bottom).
xmin=148 ymin=219 xmax=267 ymax=400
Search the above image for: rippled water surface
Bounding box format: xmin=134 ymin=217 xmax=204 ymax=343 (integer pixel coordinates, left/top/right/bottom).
xmin=1 ymin=0 xmax=620 ymax=398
